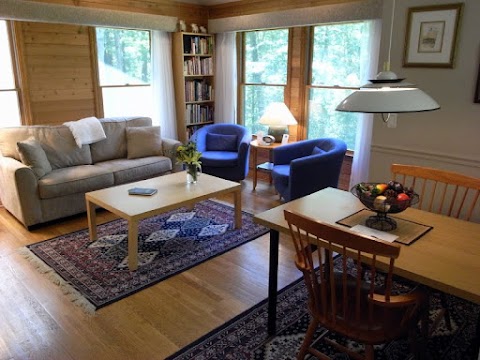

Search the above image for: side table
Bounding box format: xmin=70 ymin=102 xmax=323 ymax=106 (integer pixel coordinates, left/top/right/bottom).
xmin=250 ymin=140 xmax=288 ymax=191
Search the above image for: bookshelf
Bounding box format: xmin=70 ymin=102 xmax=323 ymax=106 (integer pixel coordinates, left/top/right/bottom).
xmin=172 ymin=32 xmax=215 ymax=143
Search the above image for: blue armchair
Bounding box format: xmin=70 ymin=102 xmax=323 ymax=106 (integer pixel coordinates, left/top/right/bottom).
xmin=272 ymin=138 xmax=347 ymax=202
xmin=190 ymin=124 xmax=251 ymax=181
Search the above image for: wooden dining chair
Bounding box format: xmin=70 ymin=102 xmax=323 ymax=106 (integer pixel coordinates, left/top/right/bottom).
xmin=391 ymin=164 xmax=480 ymax=222
xmin=392 ymin=164 xmax=480 ymax=332
xmin=284 ymin=209 xmax=428 ymax=360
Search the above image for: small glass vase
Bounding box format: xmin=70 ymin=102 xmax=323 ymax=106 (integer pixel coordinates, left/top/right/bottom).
xmin=186 ymin=163 xmax=201 ymax=184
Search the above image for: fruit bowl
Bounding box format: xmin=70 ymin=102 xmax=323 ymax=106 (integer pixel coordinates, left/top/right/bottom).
xmin=351 ymin=181 xmax=419 ymax=231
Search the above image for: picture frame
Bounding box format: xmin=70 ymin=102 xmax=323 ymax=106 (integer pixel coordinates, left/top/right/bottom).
xmin=403 ymin=3 xmax=463 ymax=68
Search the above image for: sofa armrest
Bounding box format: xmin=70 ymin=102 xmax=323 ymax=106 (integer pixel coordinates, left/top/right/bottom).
xmin=162 ymin=138 xmax=182 ymax=172
xmin=0 ymin=156 xmax=43 ymax=227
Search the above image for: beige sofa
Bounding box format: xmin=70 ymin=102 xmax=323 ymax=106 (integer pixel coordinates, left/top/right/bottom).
xmin=0 ymin=116 xmax=181 ymax=228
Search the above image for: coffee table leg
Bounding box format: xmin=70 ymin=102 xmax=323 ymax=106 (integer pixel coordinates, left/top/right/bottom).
xmin=128 ymin=220 xmax=139 ymax=271
xmin=234 ymin=190 xmax=242 ymax=229
xmin=86 ymin=198 xmax=97 ymax=241
xmin=268 ymin=229 xmax=279 ymax=336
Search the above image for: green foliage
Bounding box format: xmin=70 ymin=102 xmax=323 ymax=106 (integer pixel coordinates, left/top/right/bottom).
xmin=307 ymin=21 xmax=373 ymax=150
xmin=96 ymin=27 xmax=151 ymax=85
xmin=176 ymin=142 xmax=202 ymax=166
xmin=243 ymin=29 xmax=289 ymax=134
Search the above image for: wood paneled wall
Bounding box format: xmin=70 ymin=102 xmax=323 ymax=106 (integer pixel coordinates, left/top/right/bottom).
xmin=18 ymin=22 xmax=97 ymax=124
xmin=285 ymin=27 xmax=309 ymax=141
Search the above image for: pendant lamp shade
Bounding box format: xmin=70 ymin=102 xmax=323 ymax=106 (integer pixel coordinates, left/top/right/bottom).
xmin=336 ymin=81 xmax=440 ymax=113
xmin=336 ymin=0 xmax=439 ymax=117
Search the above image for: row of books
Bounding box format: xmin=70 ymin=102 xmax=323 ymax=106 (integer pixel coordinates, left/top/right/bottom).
xmin=186 ymin=124 xmax=210 ymax=139
xmin=183 ymin=57 xmax=213 ymax=76
xmin=185 ymin=104 xmax=214 ymax=124
xmin=185 ymin=80 xmax=214 ymax=102
xmin=183 ymin=36 xmax=214 ymax=55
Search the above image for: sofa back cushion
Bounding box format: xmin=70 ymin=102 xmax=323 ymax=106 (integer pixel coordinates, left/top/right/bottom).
xmin=90 ymin=117 xmax=152 ymax=163
xmin=0 ymin=126 xmax=92 ymax=169
xmin=17 ymin=137 xmax=53 ymax=178
xmin=126 ymin=126 xmax=162 ymax=159
xmin=206 ymin=133 xmax=238 ymax=152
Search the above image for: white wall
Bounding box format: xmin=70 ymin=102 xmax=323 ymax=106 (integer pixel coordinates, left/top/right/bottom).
xmin=370 ymin=0 xmax=480 ymax=181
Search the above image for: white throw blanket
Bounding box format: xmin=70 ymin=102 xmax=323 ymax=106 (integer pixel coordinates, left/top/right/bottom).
xmin=64 ymin=117 xmax=106 ymax=148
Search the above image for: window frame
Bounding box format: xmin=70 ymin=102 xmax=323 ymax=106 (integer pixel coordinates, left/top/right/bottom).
xmin=0 ymin=20 xmax=27 ymax=126
xmin=305 ymin=21 xmax=372 ymax=151
xmin=237 ymin=28 xmax=292 ymax=132
xmin=92 ymin=27 xmax=153 ymax=118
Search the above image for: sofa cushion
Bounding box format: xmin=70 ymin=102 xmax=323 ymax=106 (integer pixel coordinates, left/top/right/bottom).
xmin=126 ymin=126 xmax=162 ymax=159
xmin=38 ymin=165 xmax=114 ymax=199
xmin=95 ymin=157 xmax=172 ymax=185
xmin=200 ymin=151 xmax=238 ymax=167
xmin=206 ymin=133 xmax=238 ymax=151
xmin=90 ymin=117 xmax=152 ymax=163
xmin=16 ymin=138 xmax=52 ymax=178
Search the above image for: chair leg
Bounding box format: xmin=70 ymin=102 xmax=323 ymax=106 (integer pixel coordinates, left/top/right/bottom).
xmin=440 ymin=293 xmax=452 ymax=330
xmin=365 ymin=344 xmax=374 ymax=360
xmin=297 ymin=317 xmax=319 ymax=360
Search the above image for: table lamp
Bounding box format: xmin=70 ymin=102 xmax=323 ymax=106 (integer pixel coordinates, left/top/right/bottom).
xmin=259 ymin=102 xmax=297 ymax=142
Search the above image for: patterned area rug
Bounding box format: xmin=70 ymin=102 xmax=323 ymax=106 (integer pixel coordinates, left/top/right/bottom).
xmin=167 ymin=258 xmax=480 ymax=360
xmin=22 ymin=200 xmax=268 ymax=311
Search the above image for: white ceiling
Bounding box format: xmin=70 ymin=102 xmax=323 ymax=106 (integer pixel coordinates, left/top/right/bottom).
xmin=179 ymin=0 xmax=238 ymax=5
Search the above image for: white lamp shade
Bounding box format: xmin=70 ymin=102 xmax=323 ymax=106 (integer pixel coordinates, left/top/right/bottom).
xmin=259 ymin=102 xmax=298 ymax=125
xmin=336 ymin=82 xmax=440 ymax=113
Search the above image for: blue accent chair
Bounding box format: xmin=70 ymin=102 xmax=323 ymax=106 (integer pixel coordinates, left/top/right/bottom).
xmin=272 ymin=138 xmax=347 ymax=202
xmin=190 ymin=124 xmax=251 ymax=181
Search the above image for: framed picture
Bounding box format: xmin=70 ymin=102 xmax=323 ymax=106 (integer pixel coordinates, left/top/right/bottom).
xmin=403 ymin=3 xmax=463 ymax=68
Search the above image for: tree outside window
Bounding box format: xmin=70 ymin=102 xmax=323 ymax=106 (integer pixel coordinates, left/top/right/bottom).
xmin=307 ymin=21 xmax=373 ymax=150
xmin=0 ymin=20 xmax=21 ymax=127
xmin=241 ymin=29 xmax=289 ymax=135
xmin=95 ymin=28 xmax=152 ymax=117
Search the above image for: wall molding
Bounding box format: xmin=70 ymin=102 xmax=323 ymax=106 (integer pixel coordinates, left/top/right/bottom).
xmin=371 ymin=144 xmax=480 ymax=169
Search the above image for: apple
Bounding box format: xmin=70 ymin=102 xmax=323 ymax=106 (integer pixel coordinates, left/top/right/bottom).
xmin=397 ymin=193 xmax=410 ymax=201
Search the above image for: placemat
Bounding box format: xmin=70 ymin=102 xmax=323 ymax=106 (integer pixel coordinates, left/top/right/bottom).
xmin=336 ymin=209 xmax=433 ymax=245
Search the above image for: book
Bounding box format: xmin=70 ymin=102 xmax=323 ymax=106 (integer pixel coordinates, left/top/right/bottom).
xmin=128 ymin=187 xmax=158 ymax=196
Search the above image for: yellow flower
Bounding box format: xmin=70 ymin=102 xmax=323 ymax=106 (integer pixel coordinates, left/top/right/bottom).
xmin=176 ymin=141 xmax=202 ymax=166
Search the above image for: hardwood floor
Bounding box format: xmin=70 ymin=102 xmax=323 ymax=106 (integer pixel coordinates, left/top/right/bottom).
xmin=0 ymin=178 xmax=301 ymax=360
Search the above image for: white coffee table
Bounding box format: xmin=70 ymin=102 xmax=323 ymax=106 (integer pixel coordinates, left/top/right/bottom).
xmin=85 ymin=172 xmax=242 ymax=271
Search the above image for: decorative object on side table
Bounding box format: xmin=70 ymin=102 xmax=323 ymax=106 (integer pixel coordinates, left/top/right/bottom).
xmin=259 ymin=102 xmax=297 ymax=142
xmin=176 ymin=141 xmax=202 ymax=183
xmin=351 ymin=181 xmax=419 ymax=231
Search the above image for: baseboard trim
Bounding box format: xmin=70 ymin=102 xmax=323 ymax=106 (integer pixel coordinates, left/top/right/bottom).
xmin=371 ymin=144 xmax=480 ymax=169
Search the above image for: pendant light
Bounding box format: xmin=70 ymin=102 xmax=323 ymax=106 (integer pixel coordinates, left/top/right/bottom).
xmin=335 ymin=0 xmax=440 ymax=122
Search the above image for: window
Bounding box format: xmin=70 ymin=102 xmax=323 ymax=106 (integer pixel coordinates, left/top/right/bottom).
xmin=307 ymin=21 xmax=373 ymax=149
xmin=95 ymin=28 xmax=152 ymax=117
xmin=241 ymin=29 xmax=289 ymax=134
xmin=0 ymin=20 xmax=21 ymax=127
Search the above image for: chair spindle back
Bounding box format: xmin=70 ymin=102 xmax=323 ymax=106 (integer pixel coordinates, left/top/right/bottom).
xmin=391 ymin=164 xmax=480 ymax=222
xmin=284 ymin=209 xmax=401 ymax=330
